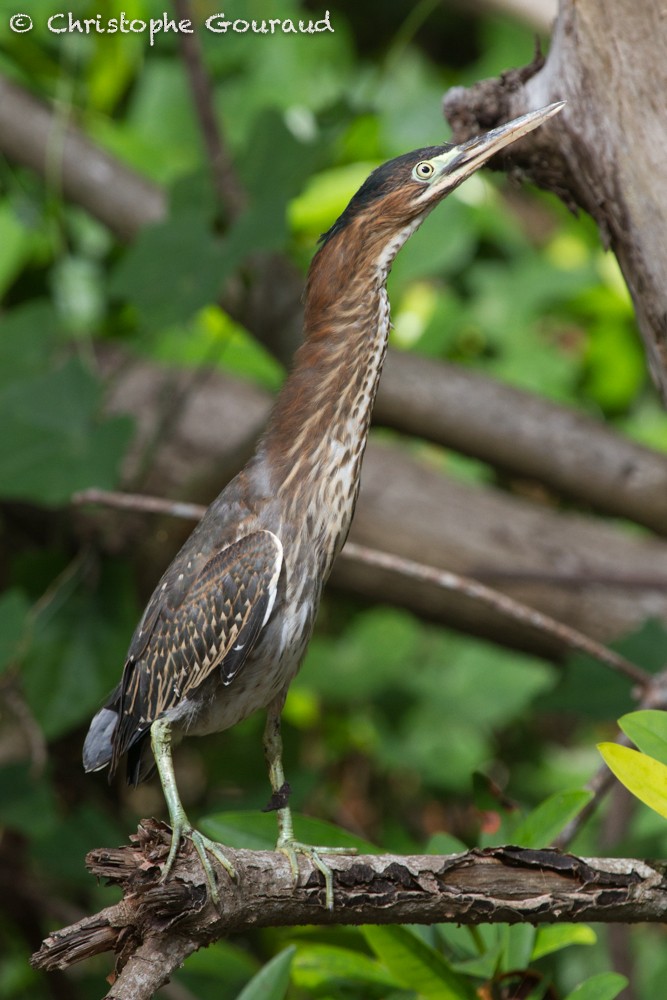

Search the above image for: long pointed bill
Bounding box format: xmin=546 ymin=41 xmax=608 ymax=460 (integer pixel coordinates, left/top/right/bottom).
xmin=428 ymin=101 xmax=565 ymax=196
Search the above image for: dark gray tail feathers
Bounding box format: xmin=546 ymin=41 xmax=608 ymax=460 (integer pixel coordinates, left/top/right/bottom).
xmin=82 ymin=706 xmax=118 ymax=773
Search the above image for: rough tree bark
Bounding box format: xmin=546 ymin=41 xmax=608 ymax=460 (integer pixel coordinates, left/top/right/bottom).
xmin=444 ymin=0 xmax=667 ymax=400
xmin=31 ymin=820 xmax=667 ymax=1000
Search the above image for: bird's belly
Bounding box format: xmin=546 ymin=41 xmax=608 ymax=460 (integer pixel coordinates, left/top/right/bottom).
xmin=176 ymin=609 xmax=312 ymax=738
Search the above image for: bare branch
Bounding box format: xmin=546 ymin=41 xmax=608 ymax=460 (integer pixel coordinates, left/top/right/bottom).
xmin=172 ymin=0 xmax=246 ymax=216
xmin=91 ymin=346 xmax=667 ymax=655
xmin=73 ymin=487 xmax=204 ymax=522
xmin=341 ymin=542 xmax=649 ymax=686
xmin=0 ymin=76 xmax=164 ymax=241
xmin=31 ymin=819 xmax=667 ymax=996
xmin=73 ymin=487 xmax=649 ymax=686
xmin=377 ymin=352 xmax=667 ymax=535
xmin=472 ymin=569 xmax=667 ymax=589
xmin=553 ymin=670 xmax=667 ymax=849
xmin=105 ymin=936 xmax=198 ymax=1000
xmin=5 ymin=73 xmax=667 ymax=534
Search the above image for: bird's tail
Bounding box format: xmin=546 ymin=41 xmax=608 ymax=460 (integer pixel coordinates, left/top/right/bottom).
xmin=83 ymin=694 xmax=156 ymax=785
xmin=82 ymin=705 xmax=118 ymax=773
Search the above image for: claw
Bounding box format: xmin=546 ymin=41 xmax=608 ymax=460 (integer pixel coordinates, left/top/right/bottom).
xmin=151 ymin=718 xmax=235 ymax=904
xmin=277 ymin=837 xmax=356 ymax=911
xmin=162 ymin=820 xmax=237 ymax=904
xmin=262 ymin=705 xmax=356 ymax=910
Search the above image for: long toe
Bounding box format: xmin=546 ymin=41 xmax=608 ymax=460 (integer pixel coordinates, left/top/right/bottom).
xmin=189 ymin=829 xmax=237 ymax=905
xmin=277 ymin=839 xmax=357 ymax=911
xmin=161 ymin=819 xmax=236 ymax=905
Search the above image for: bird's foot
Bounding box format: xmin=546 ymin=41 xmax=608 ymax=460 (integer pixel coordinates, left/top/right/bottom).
xmin=162 ymin=818 xmax=237 ymax=905
xmin=277 ymin=835 xmax=357 ymax=911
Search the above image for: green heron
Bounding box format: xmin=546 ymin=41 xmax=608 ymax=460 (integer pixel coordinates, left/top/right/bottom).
xmin=84 ymin=102 xmax=563 ymax=909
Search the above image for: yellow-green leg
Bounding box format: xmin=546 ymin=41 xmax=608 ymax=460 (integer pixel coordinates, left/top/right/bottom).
xmin=151 ymin=718 xmax=236 ymax=903
xmin=263 ymin=698 xmax=355 ymax=911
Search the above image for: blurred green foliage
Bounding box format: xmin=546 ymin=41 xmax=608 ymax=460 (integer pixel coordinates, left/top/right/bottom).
xmin=0 ymin=0 xmax=665 ymax=998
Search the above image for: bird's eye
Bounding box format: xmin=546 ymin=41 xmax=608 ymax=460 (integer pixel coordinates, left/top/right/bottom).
xmin=414 ymin=161 xmax=435 ymax=181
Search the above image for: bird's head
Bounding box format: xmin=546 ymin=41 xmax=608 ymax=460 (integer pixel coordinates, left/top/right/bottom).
xmin=319 ymin=102 xmax=564 ymax=261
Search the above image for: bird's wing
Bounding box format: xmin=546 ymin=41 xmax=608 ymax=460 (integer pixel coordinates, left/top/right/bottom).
xmin=111 ymin=529 xmax=283 ymax=766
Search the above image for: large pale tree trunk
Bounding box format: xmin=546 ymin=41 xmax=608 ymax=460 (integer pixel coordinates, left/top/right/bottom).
xmin=445 ymin=0 xmax=667 ymax=398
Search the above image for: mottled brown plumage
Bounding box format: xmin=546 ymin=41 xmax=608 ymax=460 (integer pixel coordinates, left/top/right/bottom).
xmin=84 ymin=103 xmax=563 ymax=908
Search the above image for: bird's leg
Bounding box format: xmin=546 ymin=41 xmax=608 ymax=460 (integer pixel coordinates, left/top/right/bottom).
xmin=263 ymin=697 xmax=356 ymax=911
xmin=150 ymin=718 xmax=236 ymax=903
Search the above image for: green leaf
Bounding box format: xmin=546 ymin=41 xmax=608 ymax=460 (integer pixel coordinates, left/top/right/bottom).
xmin=0 ymin=359 xmax=132 ymax=505
xmin=564 ymin=971 xmax=628 ymax=1000
xmin=0 ymin=589 xmax=31 ymax=673
xmin=512 ymin=789 xmax=593 ymax=848
xmin=532 ymin=924 xmax=596 ymax=960
xmin=425 ymin=832 xmax=468 ymax=856
xmin=289 ymin=162 xmax=378 ymax=237
xmin=235 ymin=946 xmax=295 ymax=1000
xmin=501 ymin=923 xmax=535 ymax=972
xmin=0 ymin=764 xmax=58 ymax=837
xmin=538 ymin=651 xmax=631 ymax=722
xmin=200 ymin=810 xmax=376 ymax=854
xmin=110 ymin=214 xmax=227 ymax=331
xmin=389 ymin=197 xmax=476 ymax=294
xmin=228 ymin=109 xmax=323 ymax=259
xmin=363 ymin=925 xmax=476 ymax=1000
xmin=0 ymin=303 xmax=59 ymax=387
xmin=22 ymin=560 xmax=139 ymax=738
xmin=292 ymin=944 xmax=400 ymax=994
xmin=618 ymin=710 xmax=667 ymax=767
xmin=178 ymin=939 xmax=258 ymax=993
xmin=598 ymin=743 xmax=667 ymax=819
xmin=0 ymin=202 xmax=34 ymax=298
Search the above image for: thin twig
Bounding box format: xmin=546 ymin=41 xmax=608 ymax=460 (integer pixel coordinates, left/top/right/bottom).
xmin=472 ymin=568 xmax=667 ymax=590
xmin=0 ymin=550 xmax=92 ymax=778
xmin=342 ymin=543 xmax=650 ymax=687
xmin=72 ymin=488 xmax=650 ymax=687
xmin=552 ymin=749 xmax=627 ymax=851
xmin=0 ymin=683 xmax=48 ymax=776
xmin=73 ymin=487 xmax=205 ymax=522
xmin=553 ymin=668 xmax=667 ymax=849
xmin=172 ymin=0 xmax=245 ymax=216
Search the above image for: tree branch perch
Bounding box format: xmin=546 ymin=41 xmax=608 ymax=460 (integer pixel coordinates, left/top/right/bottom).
xmin=31 ymin=819 xmax=667 ymax=998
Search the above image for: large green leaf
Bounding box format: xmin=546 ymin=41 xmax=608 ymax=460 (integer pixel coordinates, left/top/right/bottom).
xmin=21 ymin=560 xmax=138 ymax=738
xmin=235 ymin=946 xmax=295 ymax=1000
xmin=0 ymin=763 xmax=58 ymax=837
xmin=425 ymin=832 xmax=468 ymax=856
xmin=227 ymin=109 xmax=324 ymax=260
xmin=0 ymin=202 xmax=34 ymax=298
xmin=618 ymin=710 xmax=667 ymax=767
xmin=292 ymin=943 xmax=400 ymax=995
xmin=0 ymin=302 xmax=59 ymax=388
xmin=176 ymin=940 xmax=258 ymax=1000
xmin=110 ymin=214 xmax=227 ymax=331
xmin=0 ymin=358 xmax=132 ymax=505
xmin=363 ymin=925 xmax=476 ymax=1000
xmin=532 ymin=924 xmax=596 ymax=960
xmin=598 ymin=743 xmax=667 ymax=819
xmin=200 ymin=810 xmax=376 ymax=854
xmin=0 ymin=589 xmax=31 ymax=674
xmin=564 ymin=972 xmax=628 ymax=1000
xmin=511 ymin=789 xmax=593 ymax=848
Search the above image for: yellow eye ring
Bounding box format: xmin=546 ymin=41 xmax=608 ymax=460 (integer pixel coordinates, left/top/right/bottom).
xmin=414 ymin=161 xmax=435 ymax=180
